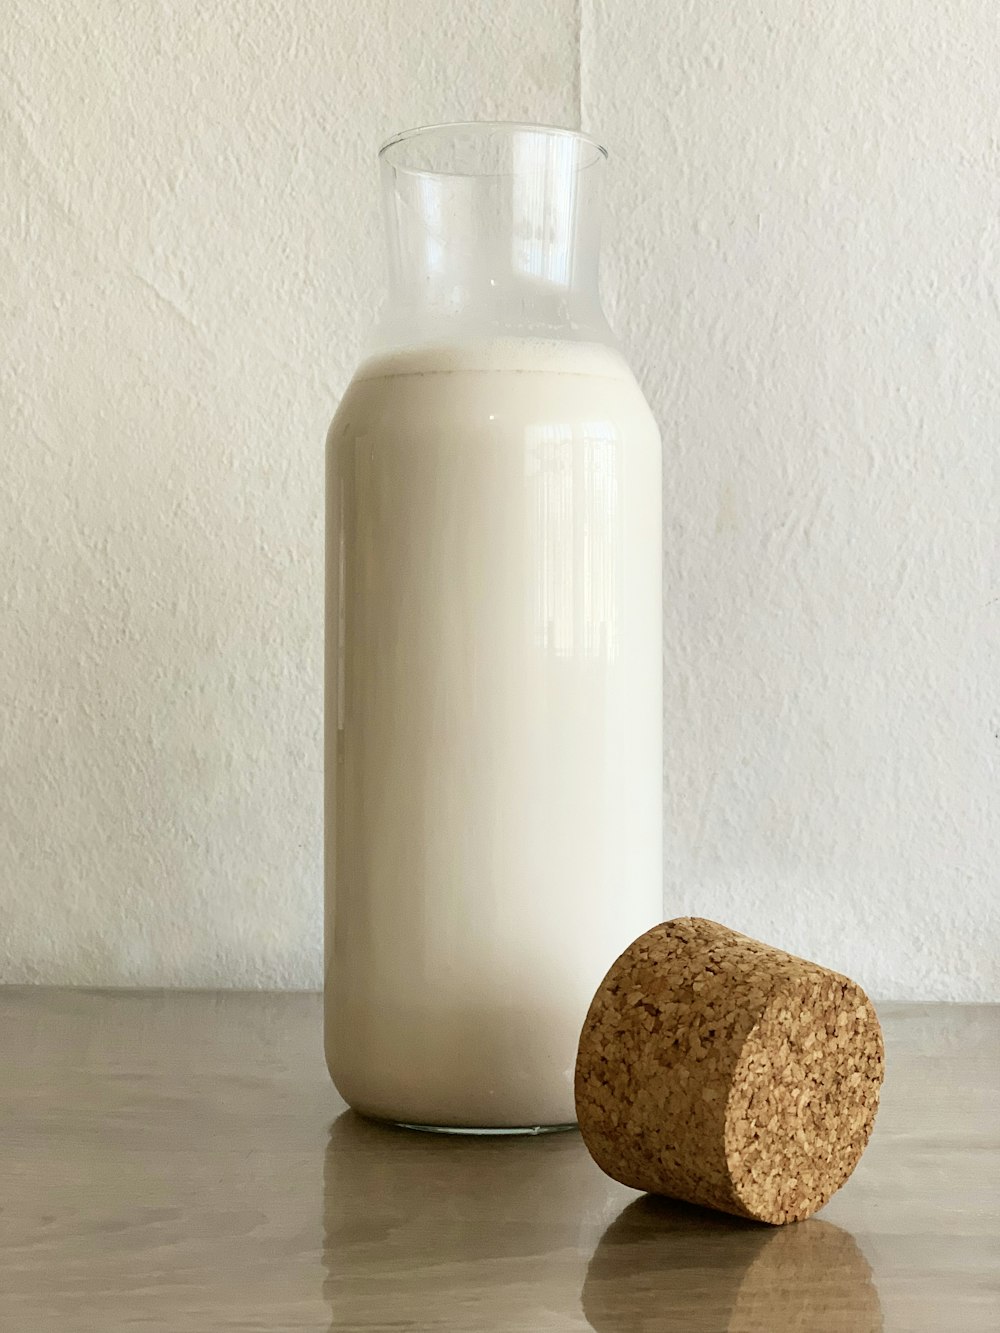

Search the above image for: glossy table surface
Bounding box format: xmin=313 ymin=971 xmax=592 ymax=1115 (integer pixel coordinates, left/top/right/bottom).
xmin=1 ymin=990 xmax=997 ymax=1331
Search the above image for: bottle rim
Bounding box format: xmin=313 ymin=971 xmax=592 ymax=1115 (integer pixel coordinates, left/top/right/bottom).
xmin=378 ymin=121 xmax=608 ymax=178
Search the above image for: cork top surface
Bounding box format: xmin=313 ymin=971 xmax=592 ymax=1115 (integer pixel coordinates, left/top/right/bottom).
xmin=576 ymin=917 xmax=885 ymax=1225
xmin=724 ymin=972 xmax=883 ymax=1223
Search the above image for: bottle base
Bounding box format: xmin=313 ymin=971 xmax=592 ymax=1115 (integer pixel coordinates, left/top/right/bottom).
xmin=393 ymin=1120 xmax=578 ymax=1137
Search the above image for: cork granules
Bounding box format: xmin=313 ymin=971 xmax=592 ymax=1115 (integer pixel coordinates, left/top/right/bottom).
xmin=575 ymin=917 xmax=884 ymax=1225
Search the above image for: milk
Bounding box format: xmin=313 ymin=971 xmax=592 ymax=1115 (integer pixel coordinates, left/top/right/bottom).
xmin=324 ymin=338 xmax=662 ymax=1128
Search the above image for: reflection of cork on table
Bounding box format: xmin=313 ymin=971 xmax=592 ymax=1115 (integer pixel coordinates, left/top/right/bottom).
xmin=575 ymin=917 xmax=884 ymax=1225
xmin=583 ymin=1197 xmax=883 ymax=1333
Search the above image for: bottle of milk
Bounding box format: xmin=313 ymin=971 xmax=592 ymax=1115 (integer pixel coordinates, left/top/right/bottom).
xmin=325 ymin=123 xmax=662 ymax=1130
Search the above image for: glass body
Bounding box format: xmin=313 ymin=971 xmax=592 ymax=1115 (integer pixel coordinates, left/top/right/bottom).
xmin=325 ymin=123 xmax=662 ymax=1130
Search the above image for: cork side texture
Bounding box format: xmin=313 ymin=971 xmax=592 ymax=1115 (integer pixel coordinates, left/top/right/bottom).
xmin=575 ymin=917 xmax=885 ymax=1225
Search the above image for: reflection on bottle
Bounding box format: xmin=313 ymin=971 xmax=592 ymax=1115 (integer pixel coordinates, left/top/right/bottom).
xmin=511 ymin=131 xmax=578 ymax=284
xmin=525 ymin=421 xmax=621 ymax=661
xmin=582 ymin=1196 xmax=882 ymax=1333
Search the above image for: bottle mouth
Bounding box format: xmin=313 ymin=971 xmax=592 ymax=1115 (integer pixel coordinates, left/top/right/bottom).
xmin=378 ymin=121 xmax=608 ymax=179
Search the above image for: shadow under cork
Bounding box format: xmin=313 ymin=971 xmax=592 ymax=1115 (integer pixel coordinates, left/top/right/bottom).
xmin=582 ymin=1194 xmax=882 ymax=1333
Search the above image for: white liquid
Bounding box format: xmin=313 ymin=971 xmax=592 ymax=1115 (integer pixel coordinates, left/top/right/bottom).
xmin=324 ymin=339 xmax=662 ymax=1128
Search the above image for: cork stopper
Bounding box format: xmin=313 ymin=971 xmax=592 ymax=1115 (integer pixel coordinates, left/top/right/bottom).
xmin=575 ymin=917 xmax=884 ymax=1225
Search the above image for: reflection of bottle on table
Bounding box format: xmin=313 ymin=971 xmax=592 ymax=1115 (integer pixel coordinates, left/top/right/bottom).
xmin=321 ymin=1111 xmax=623 ymax=1331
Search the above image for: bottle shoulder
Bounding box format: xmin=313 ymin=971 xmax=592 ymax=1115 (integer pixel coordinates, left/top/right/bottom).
xmin=328 ymin=339 xmax=660 ymax=447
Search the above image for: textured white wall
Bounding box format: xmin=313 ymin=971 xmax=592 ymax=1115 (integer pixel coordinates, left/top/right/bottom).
xmin=586 ymin=0 xmax=1000 ymax=1001
xmin=2 ymin=2 xmax=997 ymax=997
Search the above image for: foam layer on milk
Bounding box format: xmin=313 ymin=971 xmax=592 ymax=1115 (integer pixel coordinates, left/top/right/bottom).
xmin=354 ymin=336 xmax=636 ymax=382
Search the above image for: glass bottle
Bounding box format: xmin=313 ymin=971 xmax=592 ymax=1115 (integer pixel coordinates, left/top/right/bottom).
xmin=325 ymin=123 xmax=662 ymax=1131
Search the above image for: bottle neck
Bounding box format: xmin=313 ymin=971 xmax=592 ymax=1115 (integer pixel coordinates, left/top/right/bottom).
xmin=372 ymin=124 xmax=612 ymax=353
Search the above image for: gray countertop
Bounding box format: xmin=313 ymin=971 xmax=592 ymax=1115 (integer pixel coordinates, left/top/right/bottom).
xmin=2 ymin=989 xmax=997 ymax=1331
